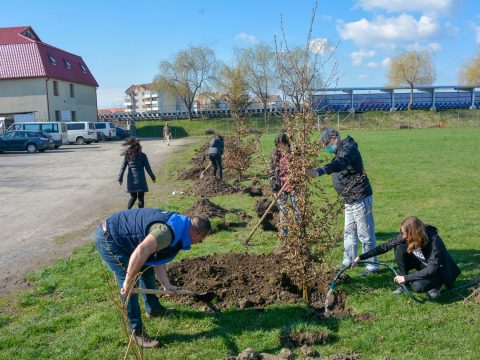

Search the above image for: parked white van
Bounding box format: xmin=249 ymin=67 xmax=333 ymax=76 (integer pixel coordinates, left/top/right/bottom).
xmin=66 ymin=122 xmax=98 ymax=144
xmin=9 ymin=122 xmax=68 ymax=149
xmin=94 ymin=122 xmax=117 ymax=141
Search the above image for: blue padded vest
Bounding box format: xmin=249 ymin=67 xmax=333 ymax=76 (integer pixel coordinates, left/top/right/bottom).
xmin=106 ymin=208 xmax=191 ymax=266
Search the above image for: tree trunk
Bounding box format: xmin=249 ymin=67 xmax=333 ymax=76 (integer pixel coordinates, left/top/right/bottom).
xmin=408 ymin=87 xmax=413 ymax=111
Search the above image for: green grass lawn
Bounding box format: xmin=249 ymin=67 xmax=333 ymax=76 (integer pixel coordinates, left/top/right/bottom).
xmin=0 ymin=128 xmax=479 ymax=359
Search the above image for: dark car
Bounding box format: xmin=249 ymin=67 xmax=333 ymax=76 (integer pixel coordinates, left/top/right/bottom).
xmin=115 ymin=126 xmax=130 ymax=140
xmin=0 ymin=130 xmax=54 ymax=153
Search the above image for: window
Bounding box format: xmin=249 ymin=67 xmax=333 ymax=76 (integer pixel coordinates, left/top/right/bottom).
xmin=66 ymin=123 xmax=84 ymax=130
xmin=48 ymin=54 xmax=57 ymax=65
xmin=95 ymin=123 xmax=106 ymax=129
xmin=70 ymin=84 xmax=75 ymax=97
xmin=55 ymin=111 xmax=61 ymax=121
xmin=41 ymin=123 xmax=58 ymax=133
xmin=53 ymin=81 xmax=59 ymax=96
xmin=88 ymin=123 xmax=95 ymax=130
xmin=71 ymin=111 xmax=76 ymax=121
xmin=64 ymin=58 xmax=72 ymax=70
xmin=79 ymin=63 xmax=87 ymax=73
xmin=24 ymin=124 xmax=41 ymax=131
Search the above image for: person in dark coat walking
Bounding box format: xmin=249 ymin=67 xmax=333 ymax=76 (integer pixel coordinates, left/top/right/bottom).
xmin=94 ymin=208 xmax=211 ymax=348
xmin=118 ymin=138 xmax=156 ymax=209
xmin=310 ymin=128 xmax=378 ymax=275
xmin=208 ymin=134 xmax=224 ymax=179
xmin=351 ymin=216 xmax=461 ymax=298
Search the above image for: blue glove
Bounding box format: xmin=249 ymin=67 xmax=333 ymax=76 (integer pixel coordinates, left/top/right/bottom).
xmin=315 ymin=167 xmax=325 ymax=176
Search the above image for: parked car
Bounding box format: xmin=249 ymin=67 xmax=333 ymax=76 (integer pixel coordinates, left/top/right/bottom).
xmin=94 ymin=122 xmax=117 ymax=141
xmin=9 ymin=121 xmax=68 ymax=149
xmin=65 ymin=122 xmax=97 ymax=144
xmin=115 ymin=126 xmax=130 ymax=139
xmin=0 ymin=130 xmax=54 ymax=153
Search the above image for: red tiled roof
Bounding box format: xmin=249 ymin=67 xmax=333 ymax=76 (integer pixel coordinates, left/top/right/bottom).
xmin=0 ymin=26 xmax=98 ymax=87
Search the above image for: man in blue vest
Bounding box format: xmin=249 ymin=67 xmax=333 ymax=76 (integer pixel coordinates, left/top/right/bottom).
xmin=94 ymin=208 xmax=211 ymax=348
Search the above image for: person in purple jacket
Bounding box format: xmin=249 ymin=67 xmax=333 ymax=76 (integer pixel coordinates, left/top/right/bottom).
xmin=351 ymin=216 xmax=461 ymax=299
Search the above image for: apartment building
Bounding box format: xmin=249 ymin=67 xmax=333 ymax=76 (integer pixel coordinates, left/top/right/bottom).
xmin=124 ymin=83 xmax=188 ymax=114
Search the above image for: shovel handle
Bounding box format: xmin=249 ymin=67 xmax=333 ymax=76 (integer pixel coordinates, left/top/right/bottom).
xmin=244 ymin=180 xmax=289 ymax=245
xmin=133 ymin=288 xmax=196 ymax=296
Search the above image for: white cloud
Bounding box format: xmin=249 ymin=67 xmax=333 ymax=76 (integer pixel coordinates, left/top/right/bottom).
xmin=406 ymin=42 xmax=442 ymax=52
xmin=309 ymin=37 xmax=330 ymax=55
xmin=350 ymin=49 xmax=376 ymax=66
xmin=358 ymin=74 xmax=368 ymax=80
xmin=357 ymin=0 xmax=453 ymax=17
xmin=366 ymin=61 xmax=379 ymax=68
xmin=337 ymin=14 xmax=441 ymax=48
xmin=382 ymin=57 xmax=392 ymax=67
xmin=235 ymin=32 xmax=259 ymax=44
xmin=320 ymin=14 xmax=333 ymax=22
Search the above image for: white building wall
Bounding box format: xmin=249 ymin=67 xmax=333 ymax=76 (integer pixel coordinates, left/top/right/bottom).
xmin=0 ymin=78 xmax=49 ymax=120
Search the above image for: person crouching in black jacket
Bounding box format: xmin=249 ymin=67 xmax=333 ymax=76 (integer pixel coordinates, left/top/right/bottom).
xmin=351 ymin=216 xmax=461 ymax=299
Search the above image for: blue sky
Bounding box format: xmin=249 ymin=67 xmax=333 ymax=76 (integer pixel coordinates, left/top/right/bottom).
xmin=2 ymin=0 xmax=480 ymax=108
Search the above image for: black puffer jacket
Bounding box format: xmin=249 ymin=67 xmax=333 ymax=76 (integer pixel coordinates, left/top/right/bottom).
xmin=324 ymin=136 xmax=372 ymax=204
xmin=118 ymin=153 xmax=156 ymax=193
xmin=359 ymin=225 xmax=461 ymax=289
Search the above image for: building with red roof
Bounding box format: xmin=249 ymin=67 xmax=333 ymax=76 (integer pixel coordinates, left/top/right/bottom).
xmin=0 ymin=26 xmax=98 ymax=123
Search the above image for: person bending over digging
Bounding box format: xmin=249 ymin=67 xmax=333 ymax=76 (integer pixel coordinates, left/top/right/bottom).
xmin=94 ymin=208 xmax=211 ymax=348
xmin=351 ymin=216 xmax=461 ymax=299
xmin=309 ymin=128 xmax=379 ymax=276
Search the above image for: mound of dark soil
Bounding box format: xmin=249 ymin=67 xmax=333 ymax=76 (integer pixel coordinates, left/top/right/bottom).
xmin=254 ymin=198 xmax=280 ymax=231
xmin=185 ymin=198 xmax=228 ymax=218
xmin=184 ymin=176 xmax=240 ymax=197
xmin=166 ymin=252 xmax=346 ymax=312
xmin=244 ymin=179 xmax=264 ymax=197
xmin=178 ymin=142 xmax=210 ymax=180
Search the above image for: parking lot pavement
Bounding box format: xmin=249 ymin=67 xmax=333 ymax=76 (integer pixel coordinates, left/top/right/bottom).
xmin=0 ymin=138 xmax=197 ymax=295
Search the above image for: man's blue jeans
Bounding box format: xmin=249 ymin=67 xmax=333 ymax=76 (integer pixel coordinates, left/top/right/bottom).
xmin=343 ymin=195 xmax=378 ymax=271
xmin=94 ymin=225 xmax=163 ymax=335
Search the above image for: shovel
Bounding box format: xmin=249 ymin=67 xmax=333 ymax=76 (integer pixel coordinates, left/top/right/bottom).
xmin=133 ymin=287 xmax=216 ymax=303
xmin=199 ymin=162 xmax=211 ymax=179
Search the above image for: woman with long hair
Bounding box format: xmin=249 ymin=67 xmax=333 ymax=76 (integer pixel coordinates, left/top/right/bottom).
xmin=118 ymin=138 xmax=156 ymax=209
xmin=352 ymin=216 xmax=461 ymax=298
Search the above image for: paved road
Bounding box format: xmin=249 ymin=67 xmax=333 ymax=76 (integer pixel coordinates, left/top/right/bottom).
xmin=0 ymin=138 xmax=196 ymax=296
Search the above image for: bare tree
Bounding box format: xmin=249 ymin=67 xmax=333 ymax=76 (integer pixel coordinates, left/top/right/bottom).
xmin=153 ymin=46 xmax=217 ymax=120
xmin=238 ymin=43 xmax=277 ymax=125
xmin=275 ymin=45 xmax=324 ymax=110
xmin=459 ymin=50 xmax=480 ymax=85
xmin=387 ymin=50 xmax=436 ymax=110
xmin=216 ymin=63 xmax=251 ymax=118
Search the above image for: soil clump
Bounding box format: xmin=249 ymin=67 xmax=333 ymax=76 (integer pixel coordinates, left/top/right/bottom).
xmin=254 ymin=198 xmax=280 ymax=231
xmin=185 ymin=198 xmax=228 ymax=218
xmin=280 ymin=331 xmax=330 ymax=347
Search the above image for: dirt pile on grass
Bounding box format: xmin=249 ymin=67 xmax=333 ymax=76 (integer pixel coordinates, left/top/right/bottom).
xmin=185 ymin=198 xmax=228 ymax=218
xmin=184 ymin=175 xmax=240 ymax=197
xmin=178 ymin=142 xmax=210 ymax=180
xmin=254 ymin=198 xmax=280 ymax=231
xmin=243 ymin=179 xmax=264 ymax=197
xmin=167 ymin=252 xmax=347 ymax=312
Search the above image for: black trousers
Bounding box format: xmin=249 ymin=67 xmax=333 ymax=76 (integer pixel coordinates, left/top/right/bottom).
xmin=209 ymin=153 xmax=222 ymax=179
xmin=128 ymin=192 xmax=145 ymax=209
xmin=394 ymin=243 xmax=442 ymax=293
